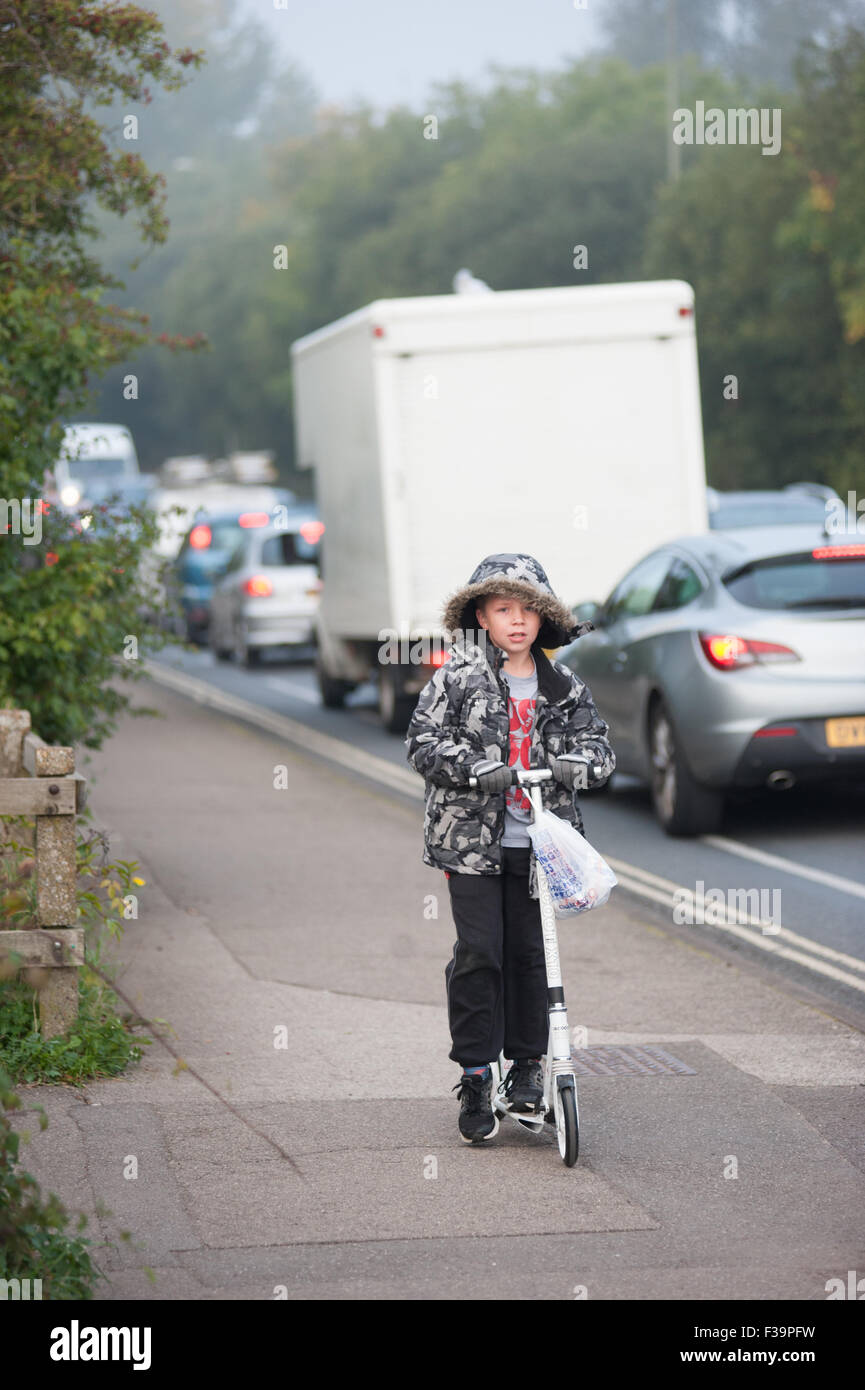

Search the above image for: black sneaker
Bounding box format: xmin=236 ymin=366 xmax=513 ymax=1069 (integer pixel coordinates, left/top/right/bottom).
xmin=451 ymin=1070 xmax=499 ymax=1143
xmin=499 ymin=1058 xmax=545 ymax=1112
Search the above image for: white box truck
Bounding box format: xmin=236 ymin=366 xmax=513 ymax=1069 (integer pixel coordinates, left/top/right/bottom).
xmin=291 ymin=279 xmax=708 ymax=731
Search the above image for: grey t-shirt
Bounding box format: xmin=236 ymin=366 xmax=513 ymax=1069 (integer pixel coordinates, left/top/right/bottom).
xmin=500 ymin=659 xmax=538 ymax=847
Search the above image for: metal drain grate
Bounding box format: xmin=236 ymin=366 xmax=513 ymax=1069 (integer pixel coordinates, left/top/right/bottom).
xmin=570 ymin=1045 xmax=696 ymax=1077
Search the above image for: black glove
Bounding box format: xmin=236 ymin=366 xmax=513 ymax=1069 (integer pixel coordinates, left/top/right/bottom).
xmin=548 ymin=753 xmax=591 ymax=790
xmin=471 ymin=758 xmax=512 ymax=794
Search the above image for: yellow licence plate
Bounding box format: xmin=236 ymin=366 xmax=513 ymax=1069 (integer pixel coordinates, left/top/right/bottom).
xmin=825 ymin=716 xmax=865 ymax=748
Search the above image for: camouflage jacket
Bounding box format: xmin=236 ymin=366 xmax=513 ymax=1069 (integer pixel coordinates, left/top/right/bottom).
xmin=404 ymin=632 xmax=616 ymax=900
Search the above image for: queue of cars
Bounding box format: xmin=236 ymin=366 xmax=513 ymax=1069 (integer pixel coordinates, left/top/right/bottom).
xmin=49 ymin=426 xmax=860 ymax=839
xmin=560 ymin=520 xmax=865 ymax=836
xmin=45 ymin=422 xmax=324 ymax=663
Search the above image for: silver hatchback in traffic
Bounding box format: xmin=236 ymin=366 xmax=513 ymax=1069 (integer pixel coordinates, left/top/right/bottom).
xmin=558 ymin=525 xmax=865 ymax=835
xmin=209 ymin=515 xmax=323 ymax=666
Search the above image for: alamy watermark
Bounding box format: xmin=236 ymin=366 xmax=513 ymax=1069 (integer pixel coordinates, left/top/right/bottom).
xmin=1 ymin=497 xmax=43 ymax=545
xmin=673 ymin=880 xmax=781 ymax=934
xmin=673 ymin=102 xmax=781 ymax=156
xmin=377 ymin=625 xmax=491 ymax=666
xmin=825 ymin=491 xmax=865 ymax=533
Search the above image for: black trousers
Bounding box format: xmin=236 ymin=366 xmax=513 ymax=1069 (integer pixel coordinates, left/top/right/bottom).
xmin=444 ymin=846 xmax=548 ymax=1068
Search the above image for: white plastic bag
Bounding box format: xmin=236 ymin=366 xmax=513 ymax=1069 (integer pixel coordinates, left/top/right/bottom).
xmin=527 ymin=808 xmax=617 ymax=917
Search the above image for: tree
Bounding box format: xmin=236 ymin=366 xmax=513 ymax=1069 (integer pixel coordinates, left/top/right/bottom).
xmin=0 ymin=0 xmax=205 ymax=746
xmin=643 ymin=33 xmax=865 ymax=492
xmin=82 ymin=0 xmax=320 ymax=475
xmin=597 ymin=0 xmax=865 ymax=90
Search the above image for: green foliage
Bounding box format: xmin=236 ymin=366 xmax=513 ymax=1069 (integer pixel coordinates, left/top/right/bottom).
xmin=0 ymin=970 xmax=147 ymax=1086
xmin=0 ymin=488 xmax=183 ymax=747
xmin=0 ymin=1062 xmax=104 ymax=1298
xmin=644 ymin=46 xmax=865 ymax=490
xmin=79 ymin=0 xmax=320 ymax=471
xmin=12 ymin=3 xmax=865 ymax=506
xmin=0 ymin=811 xmax=153 ymax=1084
xmin=597 ymin=0 xmax=865 ymax=89
xmin=0 ymin=802 xmax=154 ymax=1298
xmin=0 ymin=1 xmax=206 ymax=748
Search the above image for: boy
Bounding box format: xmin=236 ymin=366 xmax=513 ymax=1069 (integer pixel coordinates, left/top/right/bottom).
xmin=404 ymin=552 xmax=615 ymax=1143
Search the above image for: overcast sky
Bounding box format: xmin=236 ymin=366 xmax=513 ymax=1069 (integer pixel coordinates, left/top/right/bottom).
xmin=243 ymin=0 xmax=603 ymax=111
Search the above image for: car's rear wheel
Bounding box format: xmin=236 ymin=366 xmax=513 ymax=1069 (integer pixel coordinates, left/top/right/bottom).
xmin=234 ymin=624 xmax=261 ymax=668
xmin=209 ymin=614 xmax=233 ymax=660
xmin=648 ymin=698 xmax=724 ymax=836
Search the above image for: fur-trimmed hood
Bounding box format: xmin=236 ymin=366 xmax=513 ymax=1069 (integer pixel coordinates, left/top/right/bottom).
xmin=441 ymin=552 xmax=593 ymax=651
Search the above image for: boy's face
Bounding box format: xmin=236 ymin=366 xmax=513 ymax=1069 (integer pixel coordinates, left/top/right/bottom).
xmin=475 ymin=594 xmax=542 ymax=655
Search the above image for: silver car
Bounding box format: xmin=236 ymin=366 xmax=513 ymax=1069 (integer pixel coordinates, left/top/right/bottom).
xmin=209 ymin=517 xmax=323 ymax=666
xmin=558 ymin=525 xmax=865 ymax=835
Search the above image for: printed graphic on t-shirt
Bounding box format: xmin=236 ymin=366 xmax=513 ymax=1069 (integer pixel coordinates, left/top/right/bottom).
xmin=507 ymin=694 xmax=535 ymax=816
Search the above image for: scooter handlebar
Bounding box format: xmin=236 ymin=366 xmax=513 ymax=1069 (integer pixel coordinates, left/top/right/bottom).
xmin=468 ymin=767 xmax=552 ymax=788
xmin=467 ymin=764 xmax=604 ymax=788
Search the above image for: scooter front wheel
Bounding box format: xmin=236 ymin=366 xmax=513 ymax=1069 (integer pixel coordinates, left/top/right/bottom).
xmin=556 ymin=1085 xmax=579 ymax=1166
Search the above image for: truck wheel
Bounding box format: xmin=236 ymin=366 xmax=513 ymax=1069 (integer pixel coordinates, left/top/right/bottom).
xmin=316 ymin=656 xmax=353 ymax=708
xmin=379 ymin=666 xmax=417 ymax=734
xmin=648 ymin=698 xmax=724 ymax=836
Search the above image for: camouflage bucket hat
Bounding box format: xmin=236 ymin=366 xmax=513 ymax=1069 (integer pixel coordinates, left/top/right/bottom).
xmin=441 ymin=552 xmax=591 ymax=649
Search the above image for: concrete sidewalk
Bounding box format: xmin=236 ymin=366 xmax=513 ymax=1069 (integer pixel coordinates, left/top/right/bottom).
xmin=10 ymin=678 xmax=865 ymax=1300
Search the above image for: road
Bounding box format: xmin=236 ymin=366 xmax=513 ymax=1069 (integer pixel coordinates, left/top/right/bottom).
xmin=144 ymin=642 xmax=865 ymax=1030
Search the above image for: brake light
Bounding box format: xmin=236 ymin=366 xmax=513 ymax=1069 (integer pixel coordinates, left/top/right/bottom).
xmin=189 ymin=523 xmax=212 ymax=549
xmin=238 ymin=512 xmax=270 ymax=528
xmin=244 ymin=574 xmax=273 ymax=597
xmin=812 ymin=544 xmax=865 ymax=559
xmin=299 ymin=520 xmax=325 ymax=544
xmin=699 ymin=633 xmax=799 ymax=670
xmin=753 ymin=725 xmax=799 ymax=738
xmin=429 ymin=649 xmax=450 ymax=666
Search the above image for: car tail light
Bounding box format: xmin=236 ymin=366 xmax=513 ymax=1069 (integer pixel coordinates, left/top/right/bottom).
xmin=244 ymin=574 xmax=273 ymax=597
xmin=812 ymin=543 xmax=865 ymax=559
xmin=238 ymin=511 xmax=270 ymax=528
xmin=189 ymin=523 xmax=212 ymax=549
xmin=429 ymin=649 xmax=450 ymax=666
xmin=699 ymin=632 xmax=800 ymax=670
xmin=753 ymin=725 xmax=799 ymax=738
xmin=300 ymin=520 xmax=325 ymax=544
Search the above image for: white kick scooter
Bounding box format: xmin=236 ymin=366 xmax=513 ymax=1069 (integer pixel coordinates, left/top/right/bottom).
xmin=467 ymin=764 xmax=596 ymax=1167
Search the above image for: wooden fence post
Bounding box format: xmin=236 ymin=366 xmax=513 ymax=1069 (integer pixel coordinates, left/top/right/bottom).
xmin=0 ymin=710 xmax=85 ymax=1038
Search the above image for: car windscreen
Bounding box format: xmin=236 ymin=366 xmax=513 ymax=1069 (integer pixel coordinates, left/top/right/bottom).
xmin=61 ymin=456 xmax=134 ymax=483
xmin=260 ymin=532 xmax=320 ymax=566
xmin=723 ymin=551 xmax=865 ymax=609
xmin=208 ymin=522 xmax=247 ymax=555
xmin=710 ymin=499 xmax=828 ymax=529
